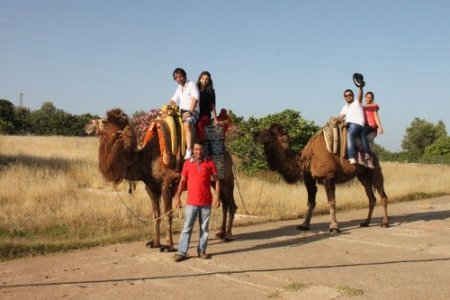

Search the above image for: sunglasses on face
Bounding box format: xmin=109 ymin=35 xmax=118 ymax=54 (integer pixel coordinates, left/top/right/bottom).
xmin=344 ymin=94 xmax=353 ymax=97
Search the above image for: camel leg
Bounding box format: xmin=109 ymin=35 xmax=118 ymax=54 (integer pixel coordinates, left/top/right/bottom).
xmin=160 ymin=181 xmax=176 ymax=252
xmin=357 ymin=172 xmax=377 ymax=227
xmin=371 ymin=165 xmax=390 ymax=227
xmin=216 ymin=201 xmax=228 ymax=240
xmin=223 ymin=182 xmax=237 ymax=241
xmin=213 ymin=179 xmax=227 ymax=240
xmin=144 ymin=185 xmax=162 ymax=248
xmin=324 ymin=178 xmax=340 ymax=233
xmin=215 ymin=178 xmax=237 ymax=241
xmin=297 ymin=174 xmax=317 ymax=231
xmin=225 ymin=195 xmax=237 ymax=241
xmin=375 ymin=184 xmax=389 ymax=227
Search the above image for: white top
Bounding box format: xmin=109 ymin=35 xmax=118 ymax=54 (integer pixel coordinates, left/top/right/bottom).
xmin=171 ymin=80 xmax=200 ymax=112
xmin=339 ymin=100 xmax=365 ymax=126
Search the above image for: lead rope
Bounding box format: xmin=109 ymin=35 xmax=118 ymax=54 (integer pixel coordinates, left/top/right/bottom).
xmin=231 ymin=157 xmax=263 ymax=216
xmin=113 ymin=186 xmax=180 ymax=226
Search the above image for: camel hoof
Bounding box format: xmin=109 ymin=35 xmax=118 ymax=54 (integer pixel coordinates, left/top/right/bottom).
xmin=360 ymin=222 xmax=370 ymax=227
xmin=159 ymin=245 xmax=176 ymax=253
xmin=381 ymin=223 xmax=390 ymax=228
xmin=215 ymin=231 xmax=226 ymax=239
xmin=328 ymin=228 xmax=341 ymax=234
xmin=222 ymin=236 xmax=233 ymax=242
xmin=296 ymin=225 xmax=310 ymax=231
xmin=146 ymin=240 xmax=161 ymax=249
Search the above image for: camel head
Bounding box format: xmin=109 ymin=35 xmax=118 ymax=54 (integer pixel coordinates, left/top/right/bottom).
xmin=253 ymin=123 xmax=291 ymax=151
xmin=254 ymin=123 xmax=302 ymax=183
xmin=84 ymin=119 xmax=107 ymax=135
xmin=87 ymin=108 xmax=138 ymax=184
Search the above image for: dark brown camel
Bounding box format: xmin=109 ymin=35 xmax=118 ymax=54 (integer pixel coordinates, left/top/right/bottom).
xmin=254 ymin=123 xmax=389 ymax=233
xmin=85 ymin=109 xmax=237 ymax=251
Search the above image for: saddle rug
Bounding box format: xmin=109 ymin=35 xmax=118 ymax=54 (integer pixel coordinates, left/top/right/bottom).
xmin=205 ymin=123 xmax=226 ymax=180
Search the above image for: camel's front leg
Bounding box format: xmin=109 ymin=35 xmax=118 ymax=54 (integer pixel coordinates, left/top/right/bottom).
xmin=324 ymin=179 xmax=339 ymax=233
xmin=160 ymin=182 xmax=176 ymax=252
xmin=144 ymin=185 xmax=162 ymax=248
xmin=297 ymin=174 xmax=317 ymax=231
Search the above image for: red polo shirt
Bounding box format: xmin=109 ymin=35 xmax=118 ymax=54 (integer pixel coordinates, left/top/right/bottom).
xmin=181 ymin=158 xmax=217 ymax=206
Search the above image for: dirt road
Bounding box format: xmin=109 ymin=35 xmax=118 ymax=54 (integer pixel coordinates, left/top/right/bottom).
xmin=1 ymin=196 xmax=450 ymax=300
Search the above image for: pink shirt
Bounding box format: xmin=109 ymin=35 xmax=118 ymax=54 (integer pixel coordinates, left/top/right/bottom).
xmin=364 ymin=104 xmax=380 ymax=128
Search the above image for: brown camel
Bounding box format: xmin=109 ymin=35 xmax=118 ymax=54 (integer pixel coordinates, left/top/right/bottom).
xmin=85 ymin=109 xmax=237 ymax=251
xmin=254 ymin=123 xmax=389 ymax=233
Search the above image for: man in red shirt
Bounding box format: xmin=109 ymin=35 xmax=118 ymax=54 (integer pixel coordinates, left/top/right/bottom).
xmin=173 ymin=141 xmax=221 ymax=262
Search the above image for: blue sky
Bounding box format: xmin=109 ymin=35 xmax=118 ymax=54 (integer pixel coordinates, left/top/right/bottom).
xmin=1 ymin=0 xmax=449 ymax=151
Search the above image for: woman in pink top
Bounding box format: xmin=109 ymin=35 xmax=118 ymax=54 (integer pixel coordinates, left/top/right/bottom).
xmin=363 ymin=91 xmax=384 ymax=135
xmin=362 ymin=91 xmax=384 ymax=168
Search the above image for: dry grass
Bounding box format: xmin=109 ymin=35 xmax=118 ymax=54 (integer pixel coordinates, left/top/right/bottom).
xmin=1 ymin=135 xmax=449 ymax=260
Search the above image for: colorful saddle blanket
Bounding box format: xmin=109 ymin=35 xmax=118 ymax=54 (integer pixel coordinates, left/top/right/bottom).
xmin=205 ymin=123 xmax=226 ymax=180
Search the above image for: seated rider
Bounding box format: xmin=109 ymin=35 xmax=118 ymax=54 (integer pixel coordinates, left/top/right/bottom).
xmin=168 ymin=68 xmax=199 ymax=159
xmin=338 ymin=85 xmax=371 ymax=166
xmin=196 ymin=71 xmax=219 ymax=141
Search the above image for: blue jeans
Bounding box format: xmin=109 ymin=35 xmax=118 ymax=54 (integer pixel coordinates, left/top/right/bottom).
xmin=347 ymin=123 xmax=364 ymax=160
xmin=361 ymin=126 xmax=375 ymax=156
xmin=177 ymin=204 xmax=211 ymax=256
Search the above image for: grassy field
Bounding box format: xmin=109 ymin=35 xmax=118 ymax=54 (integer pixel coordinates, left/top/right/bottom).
xmin=1 ymin=135 xmax=449 ymax=260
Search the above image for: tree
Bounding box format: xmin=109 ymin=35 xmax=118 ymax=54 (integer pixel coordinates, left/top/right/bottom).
xmin=423 ymin=136 xmax=450 ymax=163
xmin=14 ymin=106 xmax=32 ymax=134
xmin=0 ymin=99 xmax=16 ymax=134
xmin=401 ymin=118 xmax=445 ymax=156
xmin=435 ymin=120 xmax=448 ymax=139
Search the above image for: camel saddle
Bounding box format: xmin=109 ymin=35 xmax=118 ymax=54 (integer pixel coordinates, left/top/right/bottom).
xmin=142 ymin=105 xmax=230 ymax=178
xmin=322 ymin=116 xmax=347 ymax=158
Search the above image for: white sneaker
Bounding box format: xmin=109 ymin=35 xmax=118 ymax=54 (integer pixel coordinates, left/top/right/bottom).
xmin=348 ymin=158 xmax=357 ymax=164
xmin=184 ymin=149 xmax=192 ymax=159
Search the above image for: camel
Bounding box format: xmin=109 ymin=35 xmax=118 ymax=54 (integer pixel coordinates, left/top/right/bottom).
xmin=85 ymin=108 xmax=237 ymax=252
xmin=254 ymin=123 xmax=389 ymax=233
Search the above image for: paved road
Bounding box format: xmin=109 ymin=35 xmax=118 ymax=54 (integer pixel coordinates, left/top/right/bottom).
xmin=1 ymin=196 xmax=449 ymax=300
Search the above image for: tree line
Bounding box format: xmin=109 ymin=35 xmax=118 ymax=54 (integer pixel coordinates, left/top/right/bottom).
xmin=1 ymin=98 xmax=449 ymax=170
xmin=0 ymin=99 xmax=97 ymax=136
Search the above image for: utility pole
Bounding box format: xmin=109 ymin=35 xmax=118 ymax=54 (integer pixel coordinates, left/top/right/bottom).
xmin=19 ymin=93 xmax=24 ymax=106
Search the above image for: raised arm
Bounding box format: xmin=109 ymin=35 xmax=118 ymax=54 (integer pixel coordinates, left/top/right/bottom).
xmin=356 ymin=86 xmax=363 ymax=104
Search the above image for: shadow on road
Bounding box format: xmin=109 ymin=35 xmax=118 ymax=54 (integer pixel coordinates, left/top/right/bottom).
xmin=2 ymin=257 xmax=449 ymax=289
xmin=210 ymin=208 xmax=450 ymax=256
